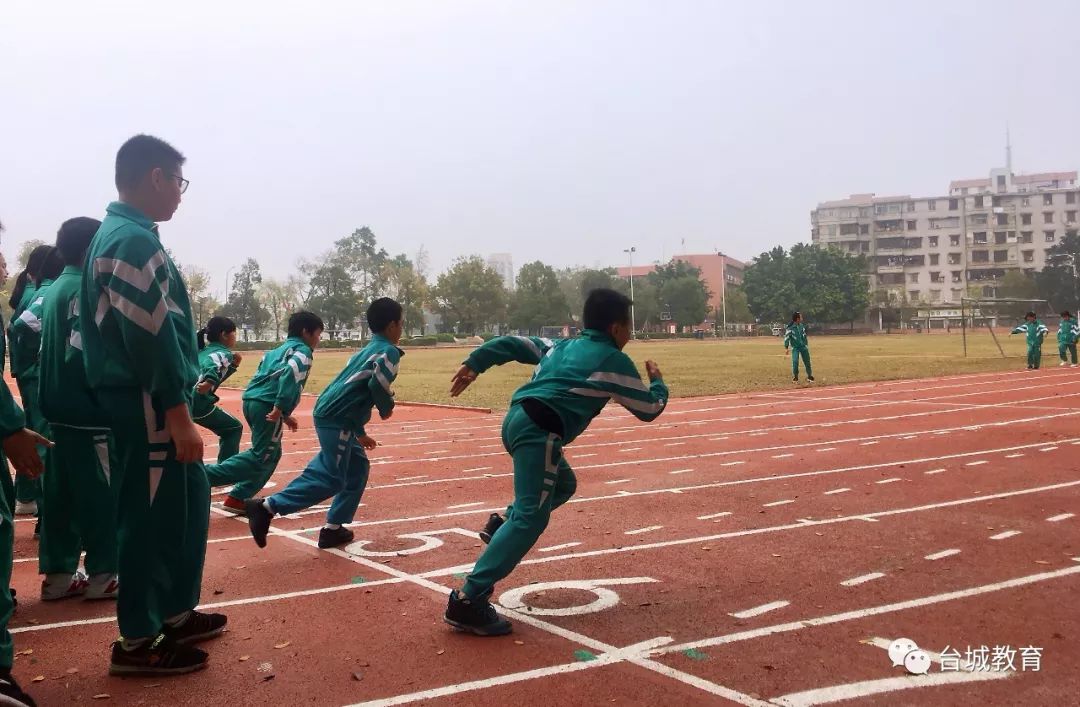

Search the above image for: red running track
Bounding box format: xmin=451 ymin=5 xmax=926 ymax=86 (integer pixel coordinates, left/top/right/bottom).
xmin=6 ymin=367 xmax=1080 ymax=705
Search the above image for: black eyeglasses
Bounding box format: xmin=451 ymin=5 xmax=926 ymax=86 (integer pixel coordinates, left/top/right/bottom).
xmin=172 ymin=174 xmax=190 ymax=194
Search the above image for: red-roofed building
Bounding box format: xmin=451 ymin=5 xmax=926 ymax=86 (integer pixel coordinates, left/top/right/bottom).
xmin=616 ymin=253 xmax=745 ymax=316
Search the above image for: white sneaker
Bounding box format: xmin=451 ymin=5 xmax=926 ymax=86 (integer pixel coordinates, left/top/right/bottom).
xmin=85 ymin=573 xmax=119 ymax=600
xmin=1060 ymin=361 xmax=1068 ymax=367
xmin=41 ymin=570 xmax=89 ymax=601
xmin=13 ymin=501 xmax=37 ymax=516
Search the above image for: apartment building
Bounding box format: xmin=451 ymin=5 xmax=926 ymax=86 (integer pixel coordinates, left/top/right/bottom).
xmin=811 ymin=168 xmax=1079 ymax=306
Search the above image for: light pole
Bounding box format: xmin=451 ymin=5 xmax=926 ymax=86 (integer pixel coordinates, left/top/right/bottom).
xmin=718 ymin=252 xmax=727 ymax=339
xmin=623 ymin=247 xmax=637 ymax=337
xmin=225 ymin=265 xmax=235 ymax=302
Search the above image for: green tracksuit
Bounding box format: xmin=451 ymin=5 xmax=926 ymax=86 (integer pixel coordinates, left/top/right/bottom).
xmin=0 ymin=315 xmax=9 ymax=514
xmin=10 ymin=281 xmax=53 ymax=507
xmin=783 ymin=322 xmax=812 ymax=379
xmin=265 ymin=335 xmax=401 ymax=523
xmin=1011 ymin=320 xmax=1049 ymax=369
xmin=204 ymin=337 xmax=313 ymax=498
xmin=80 ymin=201 xmax=208 ymax=640
xmin=1057 ymin=318 xmax=1078 ymax=364
xmin=0 ymin=371 xmax=28 ymax=669
xmin=460 ymin=331 xmax=668 ymax=600
xmin=193 ymin=343 xmax=242 ymax=463
xmin=37 ymin=266 xmax=118 ymax=577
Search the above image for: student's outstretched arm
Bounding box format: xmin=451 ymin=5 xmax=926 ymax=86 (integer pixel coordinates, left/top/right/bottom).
xmin=1010 ymin=324 xmax=1026 ymax=335
xmin=451 ymin=336 xmax=556 ymax=397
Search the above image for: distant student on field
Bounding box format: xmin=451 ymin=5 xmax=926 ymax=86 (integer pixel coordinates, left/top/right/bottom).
xmin=783 ymin=311 xmax=814 ymax=383
xmin=1056 ymin=311 xmax=1078 ymax=367
xmin=193 ymin=317 xmax=244 ymax=463
xmin=1011 ymin=311 xmax=1049 ymax=370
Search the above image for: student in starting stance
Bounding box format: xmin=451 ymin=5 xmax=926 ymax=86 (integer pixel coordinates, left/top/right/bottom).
xmin=193 ymin=316 xmax=244 ymax=463
xmin=442 ymin=289 xmax=668 ymax=635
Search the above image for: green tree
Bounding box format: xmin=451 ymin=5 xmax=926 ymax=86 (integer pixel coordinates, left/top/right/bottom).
xmin=183 ymin=265 xmax=218 ymax=330
xmin=509 ymin=261 xmax=569 ymax=334
xmin=720 ymin=285 xmax=753 ymax=323
xmin=743 ymin=244 xmax=870 ymax=325
xmin=259 ymin=277 xmax=302 ymax=340
xmin=432 ymin=256 xmax=508 ymax=334
xmin=382 ymin=254 xmax=429 ymax=335
xmin=1036 ymin=230 xmax=1080 ymax=311
xmin=16 ymin=239 xmax=47 ymax=271
xmin=629 ymin=279 xmax=660 ymax=330
xmin=220 ymin=258 xmax=269 ymax=337
xmin=303 ymin=261 xmax=360 ymax=338
xmin=660 ymin=276 xmax=710 ymax=328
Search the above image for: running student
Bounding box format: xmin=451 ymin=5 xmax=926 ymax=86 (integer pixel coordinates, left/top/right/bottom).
xmin=81 ymin=134 xmax=223 ymax=675
xmin=193 ymin=316 xmax=243 ymax=463
xmin=442 ymin=288 xmax=667 ymax=635
xmin=783 ymin=311 xmax=814 ymax=383
xmin=1057 ymin=311 xmax=1078 ymax=367
xmin=246 ymin=298 xmax=402 ymax=550
xmin=206 ymin=311 xmax=322 ymax=513
xmin=37 ymin=217 xmax=120 ymax=602
xmin=1011 ymin=311 xmax=1049 ymax=370
xmin=9 ymin=247 xmax=64 ymax=526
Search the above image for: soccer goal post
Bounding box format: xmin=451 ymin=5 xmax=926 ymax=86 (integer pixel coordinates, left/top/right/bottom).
xmin=960 ymin=297 xmax=1055 ymax=358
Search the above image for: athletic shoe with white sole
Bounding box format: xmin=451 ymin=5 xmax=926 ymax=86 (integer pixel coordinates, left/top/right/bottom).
xmin=13 ymin=501 xmax=36 ymax=516
xmin=161 ymin=610 xmax=228 ymax=645
xmin=41 ymin=570 xmax=89 ymax=601
xmin=109 ymin=635 xmax=208 ymax=676
xmin=85 ymin=573 xmax=119 ymax=600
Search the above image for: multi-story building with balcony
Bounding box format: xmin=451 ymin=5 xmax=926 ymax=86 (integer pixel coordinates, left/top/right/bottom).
xmin=811 ymin=168 xmax=1078 ymax=306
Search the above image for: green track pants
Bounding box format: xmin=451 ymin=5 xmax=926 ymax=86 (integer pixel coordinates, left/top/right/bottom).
xmin=1058 ymin=343 xmax=1075 ymax=364
xmin=0 ymin=457 xmax=14 ymax=668
xmin=38 ymin=425 xmax=118 ymax=576
xmin=204 ymin=400 xmax=283 ymax=498
xmin=193 ymin=402 xmax=243 ymax=464
xmin=13 ymin=379 xmax=44 ymax=506
xmin=790 ymin=347 xmax=812 ymax=379
xmin=99 ymin=388 xmax=209 ymax=640
xmin=462 ymin=405 xmax=577 ymax=599
xmin=1027 ymin=345 xmax=1043 ymax=369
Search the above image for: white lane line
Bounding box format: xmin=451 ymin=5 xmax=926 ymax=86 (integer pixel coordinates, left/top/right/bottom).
xmin=395 ymin=475 xmax=429 ymax=482
xmin=446 ymin=502 xmax=484 ymax=510
xmin=574 ymin=453 xmax=598 ymax=459
xmin=728 ymin=601 xmax=789 ymax=619
xmin=823 ymin=488 xmax=850 ymax=495
xmin=624 ymin=526 xmax=664 ymax=536
xmin=966 ymin=460 xmax=988 ymax=466
xmin=537 ymin=542 xmax=581 ymax=553
xmin=840 ymin=572 xmax=886 ymax=587
xmin=669 ymin=468 xmax=695 ymax=475
xmin=1040 ymin=446 xmax=1059 ymax=452
xmin=763 ymin=499 xmax=795 ymax=507
xmin=771 ymin=666 xmax=1007 ymax=706
xmin=1005 ymin=453 xmax=1025 ymax=458
xmin=462 ymin=466 xmax=492 ymax=473
xmin=901 ymin=435 xmax=918 ymax=440
xmin=424 ymin=449 xmax=450 ymax=455
xmin=620 ymin=447 xmax=643 ymax=453
xmin=1047 ymin=513 xmax=1075 ymax=522
xmin=990 ymin=531 xmax=1021 ymax=540
xmin=925 ymin=548 xmax=961 ymax=560
xmin=605 ymin=479 xmax=632 ymax=485
xmin=698 ymin=512 xmax=732 ymax=520
xmin=721 ymin=461 xmax=745 ymax=467
xmin=924 ymin=468 xmax=946 ymax=475
xmin=860 ymin=441 xmax=878 ymax=446
xmin=816 ymin=447 xmax=837 ymax=452
xmin=773 ymin=454 xmax=794 ymax=459
xmin=875 ymin=478 xmax=902 ymax=485
xmin=665 ymin=442 xmax=686 ymax=447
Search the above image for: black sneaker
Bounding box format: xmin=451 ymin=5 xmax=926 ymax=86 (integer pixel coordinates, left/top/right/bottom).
xmin=109 ymin=635 xmax=208 ymax=676
xmin=444 ymin=589 xmax=512 ymax=636
xmin=792 ymin=376 xmax=798 ymax=383
xmin=246 ymin=499 xmax=273 ymax=548
xmin=161 ymin=610 xmax=228 ymax=645
xmin=808 ymin=376 xmax=815 ymax=382
xmin=0 ymin=671 xmax=36 ymax=706
xmin=479 ymin=513 xmax=504 ymax=544
xmin=318 ymin=526 xmax=354 ymax=549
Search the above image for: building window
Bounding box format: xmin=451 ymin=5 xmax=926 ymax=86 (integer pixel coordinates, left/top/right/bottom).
xmin=993 ymin=250 xmax=1008 ymax=263
xmin=971 ymin=251 xmax=989 ymax=263
xmin=1067 ymin=192 xmax=1077 ymax=205
xmin=930 ymin=289 xmax=941 ymax=302
xmin=974 ymin=196 xmax=984 ymax=208
xmin=973 ymin=232 xmax=987 ymax=244
xmin=996 ymin=175 xmax=1007 ymax=191
xmin=908 ymin=272 xmax=919 ymax=284
xmin=862 ymin=242 xmax=870 ymax=252
xmin=1044 ymin=194 xmax=1054 ymax=206
xmin=948 ymin=253 xmax=962 ymax=265
xmin=1021 ymin=196 xmax=1031 ymax=206
xmin=906 ymin=220 xmax=917 ymax=230
xmin=992 ymin=196 xmax=1002 ymax=207
xmin=996 ymin=213 xmax=1008 ymax=226
xmin=952 ymin=271 xmax=963 ymax=283
xmin=949 ymin=234 xmax=961 ymax=246
xmin=928 ymin=200 xmax=937 ymax=211
xmin=952 ymin=288 xmax=964 ymax=299
xmin=929 ymin=236 xmax=939 ymax=247
xmin=949 ymin=199 xmax=959 ymax=211
xmin=930 ymin=253 xmax=940 ymax=265
xmin=994 ymin=231 xmax=1007 ymax=244
xmin=1045 ymin=230 xmax=1056 ymax=242
xmin=1021 ymin=213 xmax=1032 ymax=225
xmin=909 ymin=290 xmax=920 ymax=301
xmin=1044 ymin=212 xmax=1054 ymax=224
xmin=1022 ymin=250 xmax=1035 ymax=263
xmin=1020 ymin=231 xmax=1033 ymax=243
xmin=1067 ymin=211 xmax=1077 ymax=223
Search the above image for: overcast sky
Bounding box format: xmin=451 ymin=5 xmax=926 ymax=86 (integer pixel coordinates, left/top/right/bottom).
xmin=2 ymin=0 xmax=1078 ymax=297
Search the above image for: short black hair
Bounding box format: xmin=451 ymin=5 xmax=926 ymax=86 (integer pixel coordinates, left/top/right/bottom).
xmin=1062 ymin=310 xmax=1072 ymax=318
xmin=288 ymin=310 xmax=324 ymax=339
xmin=792 ymin=311 xmax=802 ymax=322
xmin=35 ymin=246 xmax=64 ymax=282
xmin=55 ymin=217 xmax=101 ymax=267
xmin=115 ymin=134 xmax=186 ymax=191
xmin=367 ymin=297 xmax=403 ymax=334
xmin=583 ymin=288 xmax=632 ymax=331
xmin=1026 ymin=311 xmax=1037 ymax=318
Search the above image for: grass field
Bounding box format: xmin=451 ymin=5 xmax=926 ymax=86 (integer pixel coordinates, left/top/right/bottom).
xmin=224 ymin=332 xmax=1037 ymax=410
